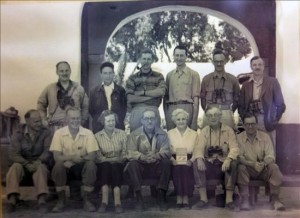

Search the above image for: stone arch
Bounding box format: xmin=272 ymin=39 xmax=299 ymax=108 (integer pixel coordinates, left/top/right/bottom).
xmin=105 ymin=5 xmax=259 ymax=57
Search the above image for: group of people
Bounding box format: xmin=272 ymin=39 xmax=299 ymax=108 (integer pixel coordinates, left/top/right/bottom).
xmin=5 ymin=45 xmax=286 ymax=214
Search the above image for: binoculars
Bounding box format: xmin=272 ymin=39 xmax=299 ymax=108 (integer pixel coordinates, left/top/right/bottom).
xmin=207 ymin=146 xmax=224 ymax=158
xmin=58 ymin=95 xmax=75 ymax=109
xmin=249 ymin=100 xmax=264 ymax=113
xmin=212 ymin=89 xmax=226 ymax=103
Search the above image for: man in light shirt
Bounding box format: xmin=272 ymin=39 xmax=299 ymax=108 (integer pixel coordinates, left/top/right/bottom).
xmin=89 ymin=61 xmax=127 ymax=133
xmin=237 ymin=115 xmax=285 ymax=211
xmin=164 ymin=45 xmax=200 ymax=131
xmin=50 ymin=107 xmax=98 ymax=212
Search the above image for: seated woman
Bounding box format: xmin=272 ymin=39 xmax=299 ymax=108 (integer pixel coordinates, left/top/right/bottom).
xmin=95 ymin=110 xmax=127 ymax=213
xmin=168 ymin=108 xmax=198 ymax=209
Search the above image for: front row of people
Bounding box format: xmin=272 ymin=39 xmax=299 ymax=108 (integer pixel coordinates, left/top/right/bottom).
xmin=6 ymin=106 xmax=285 ymax=213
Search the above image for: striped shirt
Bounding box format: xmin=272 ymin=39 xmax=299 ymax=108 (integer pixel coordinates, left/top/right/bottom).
xmin=125 ymin=70 xmax=166 ymax=107
xmin=95 ymin=128 xmax=127 ymax=162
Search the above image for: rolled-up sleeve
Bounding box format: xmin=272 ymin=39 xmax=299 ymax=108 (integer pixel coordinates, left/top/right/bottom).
xmin=191 ymin=71 xmax=201 ymax=99
xmin=227 ymin=128 xmax=239 ymax=160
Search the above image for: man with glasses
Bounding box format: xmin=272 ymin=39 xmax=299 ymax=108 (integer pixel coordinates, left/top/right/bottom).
xmin=200 ymin=49 xmax=240 ymax=128
xmin=237 ymin=115 xmax=285 ymax=211
xmin=192 ymin=106 xmax=239 ymax=210
xmin=126 ymin=109 xmax=172 ymax=211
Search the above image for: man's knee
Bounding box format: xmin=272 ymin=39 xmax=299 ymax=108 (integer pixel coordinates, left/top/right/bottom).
xmin=160 ymin=158 xmax=172 ymax=168
xmin=237 ymin=164 xmax=247 ymax=173
xmin=84 ymin=160 xmax=96 ymax=170
xmin=8 ymin=163 xmax=24 ymax=172
xmin=127 ymin=160 xmax=139 ymax=170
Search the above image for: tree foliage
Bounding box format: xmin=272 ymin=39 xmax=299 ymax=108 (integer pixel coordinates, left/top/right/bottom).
xmin=105 ymin=11 xmax=252 ymax=63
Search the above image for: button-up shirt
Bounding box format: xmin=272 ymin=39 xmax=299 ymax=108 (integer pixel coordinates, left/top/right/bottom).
xmin=103 ymin=82 xmax=114 ymax=110
xmin=127 ymin=126 xmax=171 ymax=160
xmin=193 ymin=123 xmax=239 ymax=163
xmin=252 ymin=78 xmax=263 ymax=100
xmin=237 ymin=130 xmax=275 ymax=163
xmin=9 ymin=125 xmax=52 ymax=166
xmin=166 ymin=66 xmax=200 ymax=103
xmin=168 ymin=127 xmax=198 ymax=155
xmin=95 ymin=128 xmax=127 ymax=162
xmin=200 ymin=72 xmax=240 ymax=108
xmin=50 ymin=126 xmax=99 ymax=156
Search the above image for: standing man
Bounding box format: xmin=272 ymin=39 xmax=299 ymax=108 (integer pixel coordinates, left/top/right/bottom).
xmin=192 ymin=106 xmax=239 ymax=210
xmin=237 ymin=115 xmax=285 ymax=211
xmin=50 ymin=107 xmax=98 ymax=212
xmin=89 ymin=61 xmax=127 ymax=133
xmin=200 ymin=49 xmax=240 ymax=128
xmin=37 ymin=61 xmax=89 ymax=130
xmin=164 ymin=45 xmax=200 ymax=131
xmin=126 ymin=109 xmax=172 ymax=211
xmin=6 ymin=109 xmax=52 ymax=212
xmin=238 ymin=56 xmax=286 ymax=146
xmin=126 ymin=48 xmax=166 ymax=132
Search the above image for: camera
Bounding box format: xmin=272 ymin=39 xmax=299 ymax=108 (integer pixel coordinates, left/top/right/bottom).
xmin=249 ymin=100 xmax=263 ymax=113
xmin=207 ymin=146 xmax=223 ymax=158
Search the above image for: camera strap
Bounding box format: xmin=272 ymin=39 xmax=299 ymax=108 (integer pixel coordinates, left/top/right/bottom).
xmin=213 ymin=76 xmax=225 ymax=91
xmin=209 ymin=124 xmax=222 ymax=147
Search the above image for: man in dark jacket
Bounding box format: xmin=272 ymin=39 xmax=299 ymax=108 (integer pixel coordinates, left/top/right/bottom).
xmin=89 ymin=61 xmax=127 ymax=133
xmin=6 ymin=109 xmax=52 ymax=212
xmin=238 ymin=56 xmax=286 ymax=147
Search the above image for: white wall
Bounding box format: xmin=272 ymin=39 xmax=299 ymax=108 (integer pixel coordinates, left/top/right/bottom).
xmin=1 ymin=1 xmax=299 ymax=123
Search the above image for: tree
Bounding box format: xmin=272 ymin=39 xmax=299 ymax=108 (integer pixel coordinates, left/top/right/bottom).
xmin=105 ymin=11 xmax=252 ymax=63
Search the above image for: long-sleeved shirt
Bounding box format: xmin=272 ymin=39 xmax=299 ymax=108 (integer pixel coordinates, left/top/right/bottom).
xmin=9 ymin=124 xmax=52 ymax=166
xmin=193 ymin=123 xmax=239 ymax=163
xmin=94 ymin=128 xmax=127 ymax=163
xmin=127 ymin=126 xmax=171 ymax=160
xmin=237 ymin=130 xmax=275 ymax=164
xmin=37 ymin=81 xmax=89 ymax=124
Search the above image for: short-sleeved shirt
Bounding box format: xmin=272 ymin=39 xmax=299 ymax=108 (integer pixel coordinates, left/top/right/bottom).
xmin=200 ymin=72 xmax=240 ymax=107
xmin=125 ymin=70 xmax=166 ymax=108
xmin=50 ymin=126 xmax=99 ymax=156
xmin=166 ymin=66 xmax=200 ymax=103
xmin=237 ymin=130 xmax=275 ymax=163
xmin=192 ymin=123 xmax=239 ymax=162
xmin=95 ymin=128 xmax=127 ymax=162
xmin=168 ymin=127 xmax=198 ymax=154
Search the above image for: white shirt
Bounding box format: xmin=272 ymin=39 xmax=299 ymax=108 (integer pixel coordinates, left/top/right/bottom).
xmin=168 ymin=127 xmax=198 ymax=154
xmin=102 ymin=82 xmax=114 ymax=110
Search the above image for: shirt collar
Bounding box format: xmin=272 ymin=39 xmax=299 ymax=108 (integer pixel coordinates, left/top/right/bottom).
xmin=213 ymin=72 xmax=227 ymax=80
xmin=61 ymin=126 xmax=86 ymax=137
xmin=175 ymin=127 xmax=191 ymax=136
xmin=56 ymin=80 xmax=73 ymax=90
xmin=101 ymin=82 xmax=114 ymax=89
xmin=244 ymin=130 xmax=263 ymax=143
xmin=137 ymin=69 xmax=153 ymax=77
xmin=175 ymin=65 xmax=187 ymax=74
xmin=98 ymin=128 xmax=118 ymax=137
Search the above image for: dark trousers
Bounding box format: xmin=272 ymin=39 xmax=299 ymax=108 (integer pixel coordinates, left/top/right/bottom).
xmin=52 ymin=161 xmax=96 ymax=188
xmin=193 ymin=160 xmax=238 ymax=190
xmin=96 ymin=162 xmax=124 ymax=188
xmin=126 ymin=159 xmax=172 ymax=192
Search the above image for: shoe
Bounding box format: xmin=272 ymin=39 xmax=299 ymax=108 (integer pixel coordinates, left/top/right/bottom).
xmin=136 ymin=201 xmax=145 ymax=212
xmin=51 ymin=191 xmax=66 ymax=213
xmin=240 ymin=197 xmax=251 ymax=211
xmin=225 ymin=202 xmax=235 ymax=210
xmin=182 ymin=203 xmax=190 ymax=210
xmin=272 ymin=200 xmax=285 ymax=211
xmin=115 ymin=205 xmax=124 ymax=213
xmin=97 ymin=203 xmax=107 ymax=213
xmin=83 ymin=191 xmax=96 ymax=212
xmin=192 ymin=200 xmax=208 ymax=209
xmin=175 ymin=204 xmax=182 ymax=210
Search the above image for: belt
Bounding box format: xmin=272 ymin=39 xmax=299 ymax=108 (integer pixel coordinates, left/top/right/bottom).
xmin=167 ymin=101 xmax=193 ymax=105
xmin=207 ymin=104 xmax=231 ymax=110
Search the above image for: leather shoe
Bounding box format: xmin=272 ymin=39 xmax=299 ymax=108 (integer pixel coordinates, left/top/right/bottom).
xmin=192 ymin=200 xmax=208 ymax=209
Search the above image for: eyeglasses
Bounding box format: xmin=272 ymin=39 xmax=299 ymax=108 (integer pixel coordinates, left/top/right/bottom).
xmin=244 ymin=123 xmax=257 ymax=127
xmin=143 ymin=117 xmax=156 ymax=122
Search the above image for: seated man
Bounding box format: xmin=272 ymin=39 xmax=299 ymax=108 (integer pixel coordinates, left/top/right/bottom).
xmin=237 ymin=115 xmax=285 ymax=211
xmin=6 ymin=109 xmax=52 ymax=212
xmin=49 ymin=107 xmax=99 ymax=212
xmin=192 ymin=106 xmax=239 ymax=210
xmin=126 ymin=109 xmax=172 ymax=211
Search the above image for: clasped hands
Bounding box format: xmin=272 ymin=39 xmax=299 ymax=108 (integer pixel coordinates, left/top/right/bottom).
xmin=140 ymin=151 xmax=159 ymax=163
xmin=25 ymin=160 xmax=42 ymax=173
